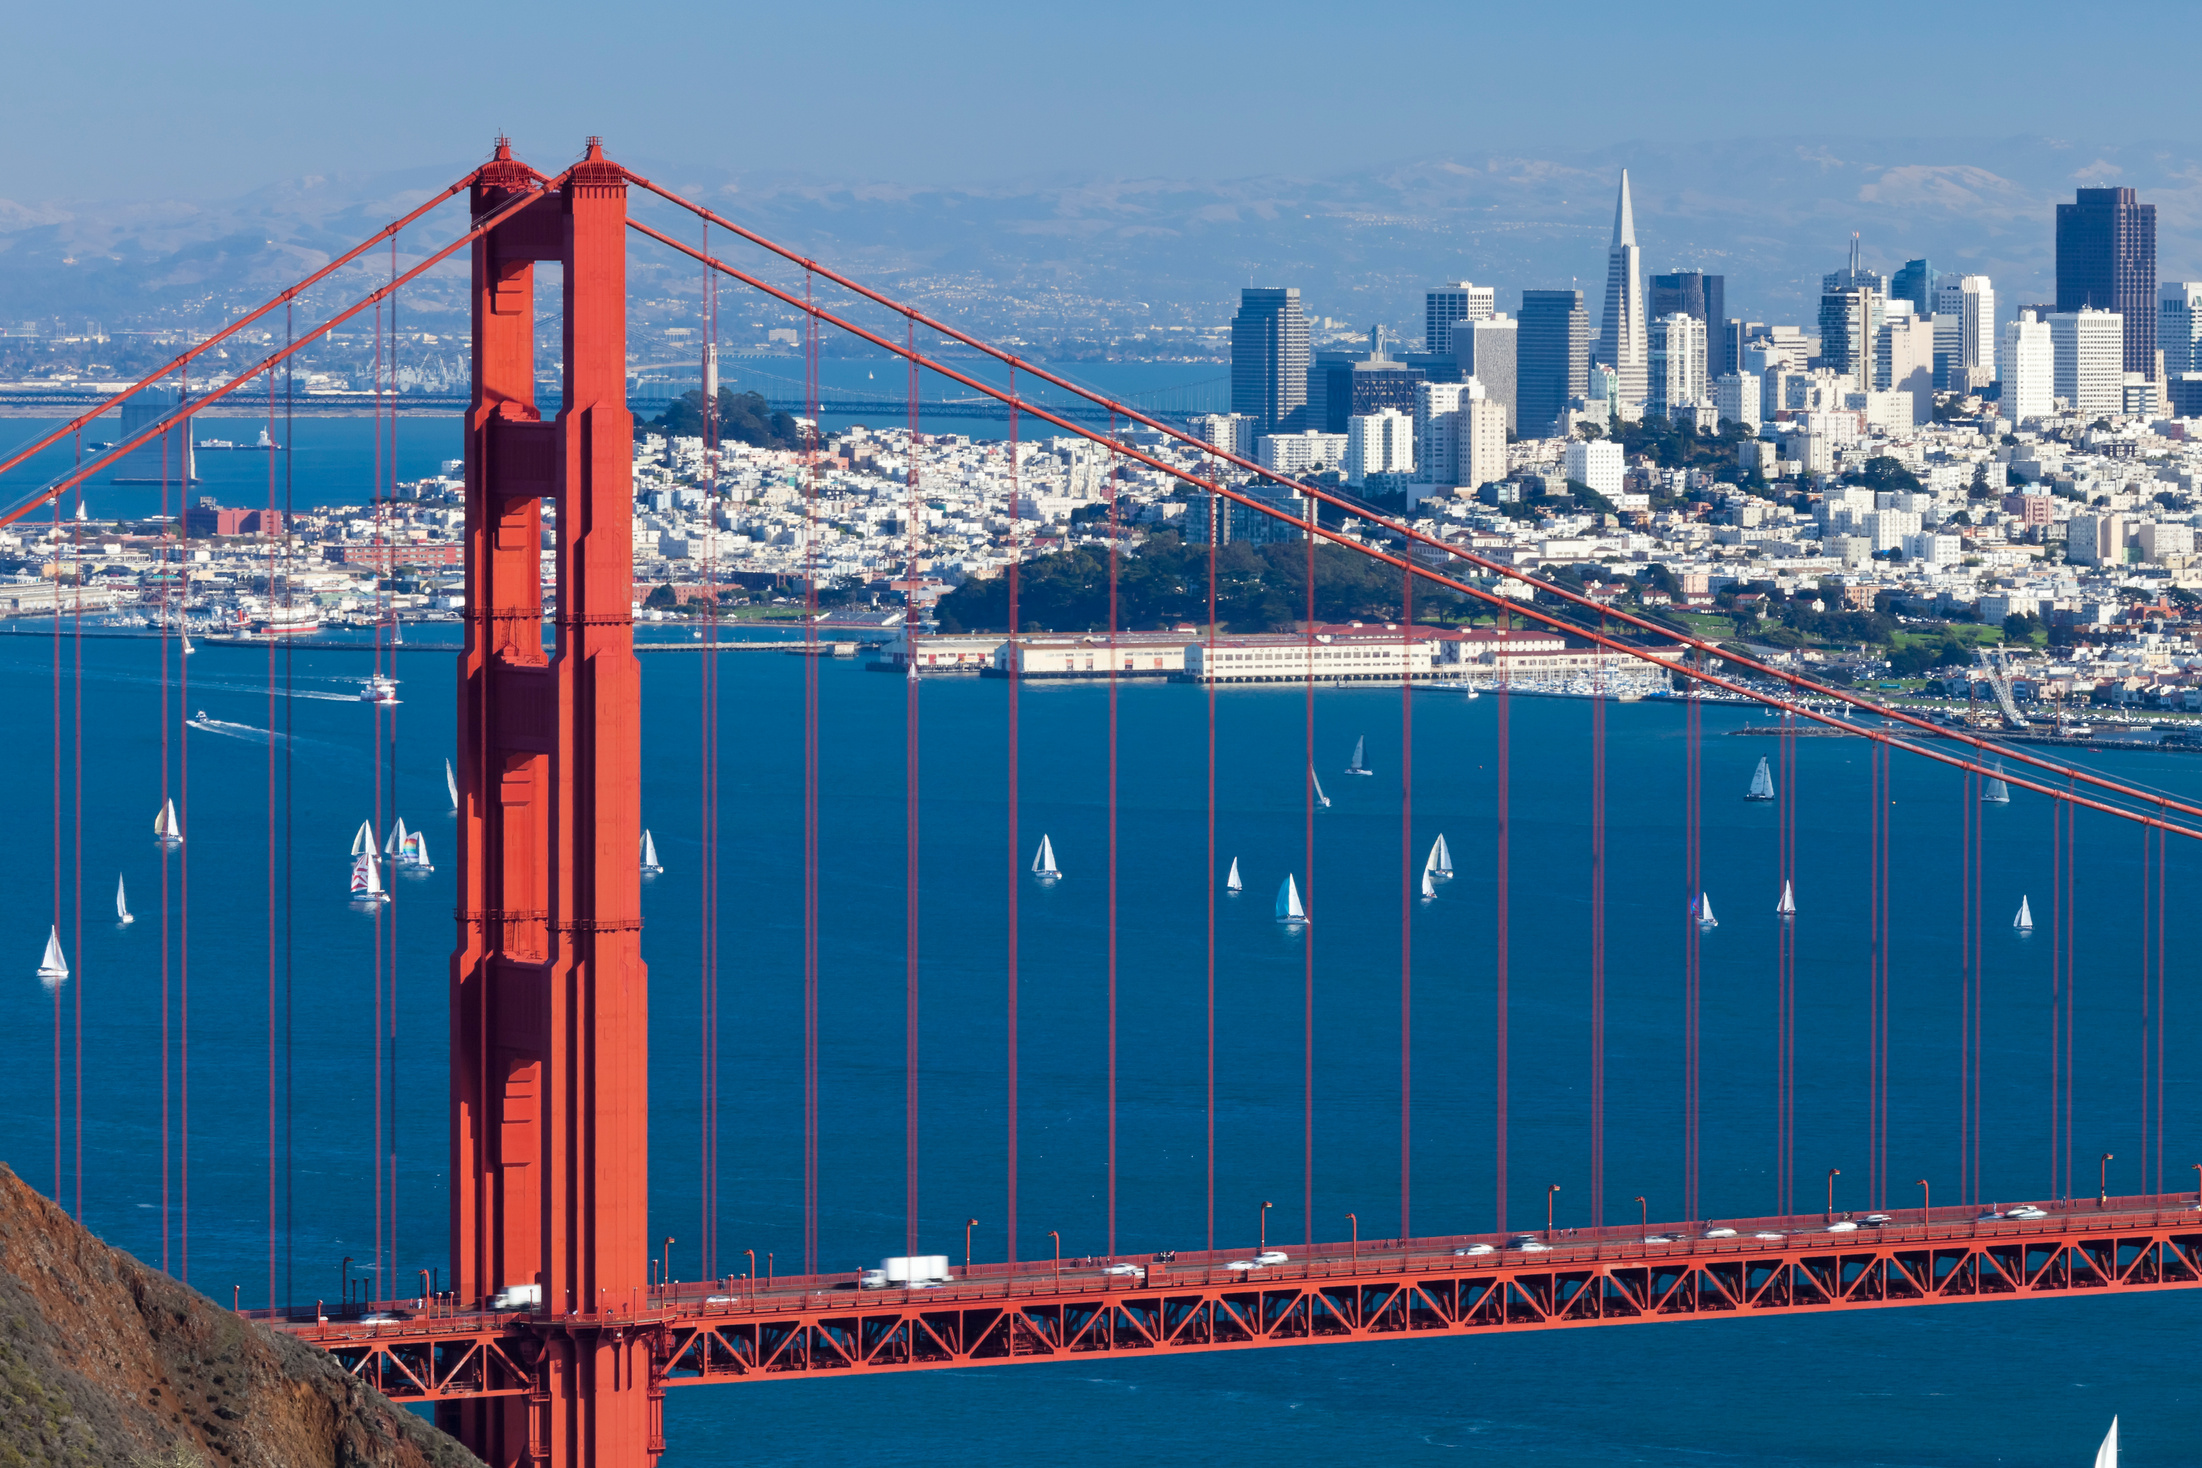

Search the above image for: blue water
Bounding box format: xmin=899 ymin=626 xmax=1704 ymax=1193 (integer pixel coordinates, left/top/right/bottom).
xmin=0 ymin=631 xmax=2196 ymax=1465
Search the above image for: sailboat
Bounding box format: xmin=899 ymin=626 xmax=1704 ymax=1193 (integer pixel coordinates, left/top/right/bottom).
xmin=1693 ymin=892 xmax=1718 ymax=929
xmin=1275 ymin=873 xmax=1308 ymax=925
xmin=445 ymin=758 xmax=460 ymax=813
xmin=1225 ymin=858 xmax=1242 ymax=894
xmin=1425 ymin=833 xmax=1453 ymax=880
xmin=1420 ymin=866 xmax=1437 ymax=901
xmin=2093 ymin=1418 xmax=2118 ymax=1468
xmin=2014 ymin=895 xmax=2034 ymax=931
xmin=1031 ymin=833 xmax=1060 ymax=885
xmin=1746 ymin=757 xmax=1775 ymax=801
xmin=116 ymin=874 xmax=134 ymax=926
xmin=36 ymin=927 xmax=68 ymax=985
xmin=350 ymin=819 xmax=376 ymax=857
xmin=1345 ymin=736 xmax=1372 ymax=776
xmin=1982 ymin=762 xmax=2010 ymax=804
xmin=349 ymin=852 xmax=388 ymax=904
xmin=1310 ymin=767 xmax=1331 ymax=810
xmin=384 ymin=817 xmax=410 ymax=859
xmin=154 ymin=798 xmax=182 ymax=845
xmin=181 ymin=633 xmax=196 ymax=656
xmin=399 ymin=828 xmax=433 ymax=872
xmin=640 ymin=829 xmax=664 ymax=876
xmin=1775 ymin=880 xmax=1796 ymax=917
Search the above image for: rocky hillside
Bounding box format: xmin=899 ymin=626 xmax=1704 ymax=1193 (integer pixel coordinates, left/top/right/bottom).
xmin=0 ymin=1163 xmax=481 ymax=1468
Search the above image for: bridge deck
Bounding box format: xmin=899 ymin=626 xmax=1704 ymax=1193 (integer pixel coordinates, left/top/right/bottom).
xmin=266 ymin=1193 xmax=2202 ymax=1400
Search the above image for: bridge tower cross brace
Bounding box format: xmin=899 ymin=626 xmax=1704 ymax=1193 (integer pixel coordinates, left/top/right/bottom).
xmin=444 ymin=138 xmax=653 ymax=1468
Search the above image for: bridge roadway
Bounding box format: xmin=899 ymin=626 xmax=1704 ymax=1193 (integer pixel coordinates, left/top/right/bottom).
xmin=267 ymin=1192 xmax=2202 ymax=1402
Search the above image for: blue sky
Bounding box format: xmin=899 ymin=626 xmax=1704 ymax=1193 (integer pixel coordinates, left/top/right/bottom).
xmin=10 ymin=0 xmax=2200 ymax=198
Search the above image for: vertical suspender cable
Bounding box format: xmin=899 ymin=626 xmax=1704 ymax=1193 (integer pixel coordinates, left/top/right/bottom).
xmin=1106 ymin=415 xmax=1120 ymax=1257
xmin=284 ymin=309 xmax=296 ymax=1308
xmin=72 ymin=440 xmax=85 ymax=1223
xmin=1960 ymin=766 xmax=1973 ymax=1206
xmin=1683 ymin=671 xmax=1700 ymax=1223
xmin=1590 ymin=630 xmax=1607 ymax=1222
xmin=1302 ymin=488 xmax=1315 ymax=1248
xmin=50 ymin=476 xmax=62 ymax=1200
xmin=2050 ymin=796 xmax=2064 ymax=1199
xmin=2065 ymin=788 xmax=2077 ymax=1201
xmin=1004 ymin=366 xmax=1020 ymax=1263
xmin=801 ymin=273 xmax=821 ymax=1275
xmin=1778 ymin=705 xmax=1796 ymax=1215
xmin=266 ymin=360 xmax=279 ymax=1305
xmin=1398 ymin=566 xmax=1411 ymax=1241
xmin=1204 ymin=471 xmax=1217 ymax=1255
xmin=1496 ymin=609 xmax=1511 ymax=1233
xmin=160 ymin=417 xmax=172 ymax=1275
xmin=904 ymin=315 xmax=921 ymax=1258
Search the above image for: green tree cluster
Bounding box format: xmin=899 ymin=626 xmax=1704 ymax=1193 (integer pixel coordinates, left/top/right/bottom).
xmin=641 ymin=388 xmax=804 ymax=451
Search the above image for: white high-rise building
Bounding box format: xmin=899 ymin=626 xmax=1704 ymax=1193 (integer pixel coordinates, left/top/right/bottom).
xmin=1256 ymin=431 xmax=1348 ymax=476
xmin=1594 ymin=171 xmax=1647 ymax=409
xmin=2161 ymin=282 xmax=2202 ymax=376
xmin=1713 ymin=370 xmax=1761 ymax=430
xmin=1876 ymin=305 xmax=1934 ymax=425
xmin=2050 ymin=308 xmax=2125 ymax=417
xmin=1187 ymin=413 xmax=1250 ymax=458
xmin=1648 ymin=312 xmax=1706 ymax=418
xmin=1563 ymin=438 xmax=1625 ymax=496
xmin=1998 ymin=311 xmax=2055 ymax=421
xmin=1344 ymin=409 xmax=1414 ymax=485
xmin=1457 ymin=397 xmax=1508 ymax=492
xmin=1933 ymin=274 xmax=1995 ymax=391
xmin=1410 ymin=381 xmax=1471 ymax=491
xmin=1425 ymin=283 xmax=1496 ymax=356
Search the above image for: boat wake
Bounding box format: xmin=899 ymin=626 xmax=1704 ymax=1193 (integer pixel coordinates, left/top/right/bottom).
xmin=185 ymin=715 xmax=289 ymax=744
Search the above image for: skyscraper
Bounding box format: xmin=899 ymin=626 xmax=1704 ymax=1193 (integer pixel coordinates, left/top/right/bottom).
xmin=2056 ymin=187 xmax=2156 ymax=375
xmin=2160 ymin=282 xmax=2202 ymax=376
xmin=1517 ymin=289 xmax=1589 ymax=439
xmin=1818 ymin=288 xmax=1880 ymax=394
xmin=1231 ymin=287 xmax=1309 ymax=436
xmin=1891 ymin=259 xmax=1935 ymax=318
xmin=1595 ymin=171 xmax=1646 ymax=408
xmin=2050 ymin=308 xmax=2125 ymax=416
xmin=1648 ymin=270 xmax=1728 ymax=374
xmin=1933 ymin=275 xmax=1996 ymax=392
xmin=1648 ymin=313 xmax=1706 ymax=419
xmin=1454 ymin=315 xmax=1519 ymax=435
xmin=1425 ymin=283 xmax=1496 ymax=356
xmin=1822 ymin=234 xmax=1887 ymax=297
xmin=1998 ymin=311 xmax=2055 ymax=421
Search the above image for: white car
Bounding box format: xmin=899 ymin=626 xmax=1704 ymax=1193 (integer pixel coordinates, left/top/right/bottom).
xmin=859 ymin=1270 xmax=889 ymax=1289
xmin=1102 ymin=1263 xmax=1144 ymax=1278
xmin=1642 ymin=1234 xmax=1677 ymax=1244
xmin=1517 ymin=1240 xmax=1552 ymax=1253
xmin=1826 ymin=1220 xmax=1859 ymax=1232
xmin=1862 ymin=1213 xmax=1892 ymax=1225
xmin=1453 ymin=1244 xmax=1495 ymax=1257
xmin=2009 ymin=1206 xmax=2049 ymax=1220
xmin=1753 ymin=1232 xmax=1787 ymax=1241
xmin=1703 ymin=1227 xmax=1737 ymax=1238
xmin=1253 ymin=1250 xmax=1288 ymax=1266
xmin=1225 ymin=1259 xmax=1258 ymax=1271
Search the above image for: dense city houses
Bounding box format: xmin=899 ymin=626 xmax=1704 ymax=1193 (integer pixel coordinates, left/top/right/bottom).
xmin=16 ymin=176 xmax=2202 ymax=716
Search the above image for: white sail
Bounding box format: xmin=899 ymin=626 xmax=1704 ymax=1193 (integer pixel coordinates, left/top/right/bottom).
xmin=116 ymin=874 xmax=133 ymax=925
xmin=154 ymin=798 xmax=182 ymax=843
xmin=404 ymin=830 xmax=432 ymax=871
xmin=1776 ymin=880 xmax=1795 ymax=916
xmin=1420 ymin=866 xmax=1436 ymax=900
xmin=351 ymin=819 xmax=375 ymax=857
xmin=1310 ymin=767 xmax=1331 ymax=809
xmin=2094 ymin=1418 xmax=2117 ymax=1468
xmin=1982 ymin=762 xmax=2010 ymax=804
xmin=1346 ymin=736 xmax=1370 ymax=775
xmin=2014 ymin=895 xmax=2034 ymax=931
xmin=1746 ymin=756 xmax=1775 ymax=801
xmin=350 ymin=852 xmax=386 ymax=901
xmin=641 ymin=829 xmax=663 ymax=874
xmin=181 ymin=634 xmax=196 ymax=656
xmin=1425 ymin=833 xmax=1453 ymax=877
xmin=36 ymin=926 xmax=68 ymax=984
xmin=384 ymin=817 xmax=408 ymax=856
xmin=445 ymin=758 xmax=459 ymax=812
xmin=1031 ymin=833 xmax=1059 ymax=879
xmin=1695 ymin=892 xmax=1718 ymax=928
xmin=1275 ymin=873 xmax=1307 ymax=923
xmin=1225 ymin=857 xmax=1242 ymax=893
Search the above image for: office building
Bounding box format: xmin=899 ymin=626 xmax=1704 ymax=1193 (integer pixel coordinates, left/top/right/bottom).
xmin=1563 ymin=437 xmax=1624 ymax=497
xmin=1457 ymin=397 xmax=1507 ymax=492
xmin=1891 ymin=258 xmax=1934 ymax=318
xmin=1876 ymin=304 xmax=1934 ymax=425
xmin=1649 ymin=270 xmax=1728 ymax=374
xmin=1256 ymin=430 xmax=1347 ymax=476
xmin=2161 ymin=282 xmax=2202 ymax=376
xmin=2056 ymin=187 xmax=2157 ymax=375
xmin=1231 ymin=287 xmax=1309 ymax=436
xmin=1933 ymin=275 xmax=1996 ymax=392
xmin=1187 ymin=413 xmax=1250 ymax=458
xmin=2169 ymin=374 xmax=2202 ymax=418
xmin=1818 ymin=287 xmax=1880 ymax=393
xmin=2067 ymin=512 xmax=2126 ymax=567
xmin=1425 ymin=283 xmax=1496 ymax=356
xmin=1648 ymin=312 xmax=1706 ymax=418
xmin=1822 ymin=233 xmax=1887 ymax=297
xmin=2050 ymin=308 xmax=2124 ymax=416
xmin=1411 ymin=382 xmax=1472 ymax=493
xmin=1595 ymin=171 xmax=1647 ymax=408
xmin=1998 ymin=311 xmax=2055 ymax=421
xmin=111 ymin=388 xmax=197 ymax=485
xmin=1713 ymin=371 xmax=1761 ymax=431
xmin=1517 ymin=289 xmax=1589 ymax=439
xmin=1306 ymin=350 xmax=1366 ymax=435
xmin=1345 ymin=410 xmax=1414 ymax=486
xmin=1347 ymin=360 xmax=1426 ymax=420
xmin=1454 ymin=315 xmax=1519 ymax=434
